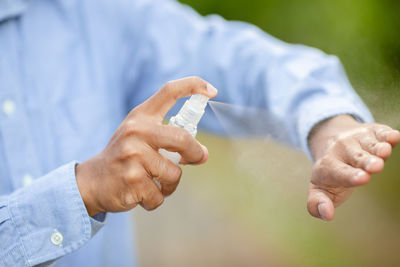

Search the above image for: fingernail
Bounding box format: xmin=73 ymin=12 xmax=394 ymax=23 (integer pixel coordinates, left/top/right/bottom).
xmin=353 ymin=170 xmax=366 ymax=183
xmin=366 ymin=158 xmax=377 ymax=170
xmin=199 ymin=144 xmax=209 ymax=164
xmin=318 ymin=203 xmax=328 ymax=221
xmin=206 ymin=83 xmax=218 ymax=95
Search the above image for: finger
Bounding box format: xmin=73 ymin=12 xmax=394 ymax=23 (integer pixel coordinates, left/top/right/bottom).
xmin=142 ymin=149 xmax=183 ymax=196
xmin=374 ymin=127 xmax=400 ymax=146
xmin=387 ymin=130 xmax=400 ymax=146
xmin=179 ymin=144 xmax=209 ymax=165
xmin=335 ymin=139 xmax=384 ymax=173
xmin=307 ymin=184 xmax=335 ymax=221
xmin=359 ymin=134 xmax=392 ymax=160
xmin=139 ymin=177 xmax=164 ymax=211
xmin=149 ymin=124 xmax=205 ymax=164
xmin=137 ymin=76 xmax=218 ymax=120
xmin=312 ymin=156 xmax=371 ymax=188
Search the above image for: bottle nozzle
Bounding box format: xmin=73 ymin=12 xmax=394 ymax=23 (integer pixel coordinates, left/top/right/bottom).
xmin=188 ymin=94 xmax=209 ymax=111
xmin=169 ymin=94 xmax=209 ymax=136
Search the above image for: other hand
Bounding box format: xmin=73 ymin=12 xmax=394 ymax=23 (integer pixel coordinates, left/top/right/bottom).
xmin=307 ymin=115 xmax=400 ymax=221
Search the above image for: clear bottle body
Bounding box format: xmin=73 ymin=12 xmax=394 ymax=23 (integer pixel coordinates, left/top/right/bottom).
xmin=158 ymin=94 xmax=208 ymax=165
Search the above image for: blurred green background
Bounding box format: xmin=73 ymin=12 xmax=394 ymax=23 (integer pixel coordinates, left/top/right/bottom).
xmin=134 ymin=1 xmax=400 ymax=266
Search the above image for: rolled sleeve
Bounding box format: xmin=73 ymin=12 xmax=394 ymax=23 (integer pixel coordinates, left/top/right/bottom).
xmin=0 ymin=161 xmax=106 ymax=266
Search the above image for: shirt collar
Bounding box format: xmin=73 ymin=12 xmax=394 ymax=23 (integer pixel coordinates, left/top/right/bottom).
xmin=0 ymin=0 xmax=29 ymax=22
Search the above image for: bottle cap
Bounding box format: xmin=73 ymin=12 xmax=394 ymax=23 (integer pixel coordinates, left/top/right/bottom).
xmin=175 ymin=94 xmax=209 ymax=132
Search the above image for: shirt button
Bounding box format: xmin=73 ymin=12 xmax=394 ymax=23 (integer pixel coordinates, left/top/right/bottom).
xmin=2 ymin=99 xmax=15 ymax=116
xmin=22 ymin=174 xmax=33 ymax=187
xmin=50 ymin=230 xmax=63 ymax=246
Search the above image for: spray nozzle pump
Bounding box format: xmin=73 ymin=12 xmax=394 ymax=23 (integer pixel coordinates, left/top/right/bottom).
xmin=168 ymin=94 xmax=209 ymax=137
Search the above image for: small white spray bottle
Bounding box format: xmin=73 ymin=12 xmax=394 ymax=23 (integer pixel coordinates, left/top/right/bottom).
xmin=159 ymin=94 xmax=209 ymax=165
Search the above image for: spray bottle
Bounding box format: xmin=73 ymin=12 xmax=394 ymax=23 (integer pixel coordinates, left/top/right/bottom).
xmin=158 ymin=94 xmax=209 ymax=166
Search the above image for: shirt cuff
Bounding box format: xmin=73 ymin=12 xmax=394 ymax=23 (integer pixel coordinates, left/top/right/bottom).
xmin=296 ymin=94 xmax=374 ymax=160
xmin=1 ymin=161 xmax=106 ymax=266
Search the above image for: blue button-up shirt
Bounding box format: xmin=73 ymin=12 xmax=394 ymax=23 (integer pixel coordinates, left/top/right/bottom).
xmin=0 ymin=0 xmax=373 ymax=266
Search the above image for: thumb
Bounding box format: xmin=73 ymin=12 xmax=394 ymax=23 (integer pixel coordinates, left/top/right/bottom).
xmin=133 ymin=76 xmax=217 ymax=121
xmin=307 ymin=184 xmax=335 ymax=221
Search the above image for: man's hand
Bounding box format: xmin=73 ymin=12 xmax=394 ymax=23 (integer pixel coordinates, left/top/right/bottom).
xmin=75 ymin=77 xmax=218 ymax=217
xmin=308 ymin=115 xmax=400 ymax=221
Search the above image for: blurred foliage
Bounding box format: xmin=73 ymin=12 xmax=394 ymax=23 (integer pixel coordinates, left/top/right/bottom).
xmin=176 ymin=0 xmax=400 ymax=266
xmin=180 ymin=0 xmax=400 ymax=127
xmin=186 ymin=136 xmax=400 ymax=266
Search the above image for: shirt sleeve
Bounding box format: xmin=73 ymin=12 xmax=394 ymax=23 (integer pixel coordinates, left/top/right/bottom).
xmin=0 ymin=161 xmax=106 ymax=267
xmin=122 ymin=0 xmax=373 ymax=158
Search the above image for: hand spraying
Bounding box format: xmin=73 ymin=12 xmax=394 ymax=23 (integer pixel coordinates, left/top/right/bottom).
xmin=156 ymin=94 xmax=209 ymax=187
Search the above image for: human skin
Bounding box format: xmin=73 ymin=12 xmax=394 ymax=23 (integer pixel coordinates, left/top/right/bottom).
xmin=76 ymin=77 xmax=218 ymax=216
xmin=76 ymin=76 xmax=400 ymax=220
xmin=308 ymin=115 xmax=400 ymax=221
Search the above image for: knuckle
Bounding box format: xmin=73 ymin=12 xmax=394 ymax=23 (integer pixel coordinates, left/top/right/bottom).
xmin=117 ymin=190 xmax=136 ymax=210
xmin=353 ymin=151 xmax=367 ymax=166
xmin=375 ymin=127 xmax=390 ymax=139
xmin=123 ymin=120 xmax=141 ymax=136
xmin=120 ymin=143 xmax=142 ymax=159
xmin=190 ymin=76 xmax=207 ymax=90
xmin=161 ymin=81 xmax=180 ymax=101
xmin=121 ymin=192 xmax=138 ymax=209
xmin=189 ymin=76 xmax=204 ymax=85
xmin=366 ymin=141 xmax=377 ymax=151
xmin=371 ymin=144 xmax=379 ymax=153
xmin=163 ymin=81 xmax=173 ymax=90
xmin=151 ymin=156 xmax=165 ymax=177
xmin=125 ymin=168 xmax=146 ymax=184
xmin=162 ymin=81 xmax=175 ymax=95
xmin=120 ymin=142 xmax=133 ymax=157
xmin=354 ymin=151 xmax=364 ymax=160
xmin=175 ymin=130 xmax=192 ymax=146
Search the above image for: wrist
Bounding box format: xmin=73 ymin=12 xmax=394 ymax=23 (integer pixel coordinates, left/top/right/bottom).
xmin=308 ymin=114 xmax=359 ymax=160
xmin=75 ymin=159 xmax=103 ymax=217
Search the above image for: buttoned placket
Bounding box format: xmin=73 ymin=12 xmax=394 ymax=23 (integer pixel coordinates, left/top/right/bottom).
xmin=0 ymin=48 xmax=41 ymax=189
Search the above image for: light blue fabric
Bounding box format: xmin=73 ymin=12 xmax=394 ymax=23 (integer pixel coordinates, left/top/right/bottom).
xmin=0 ymin=0 xmax=373 ymax=266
